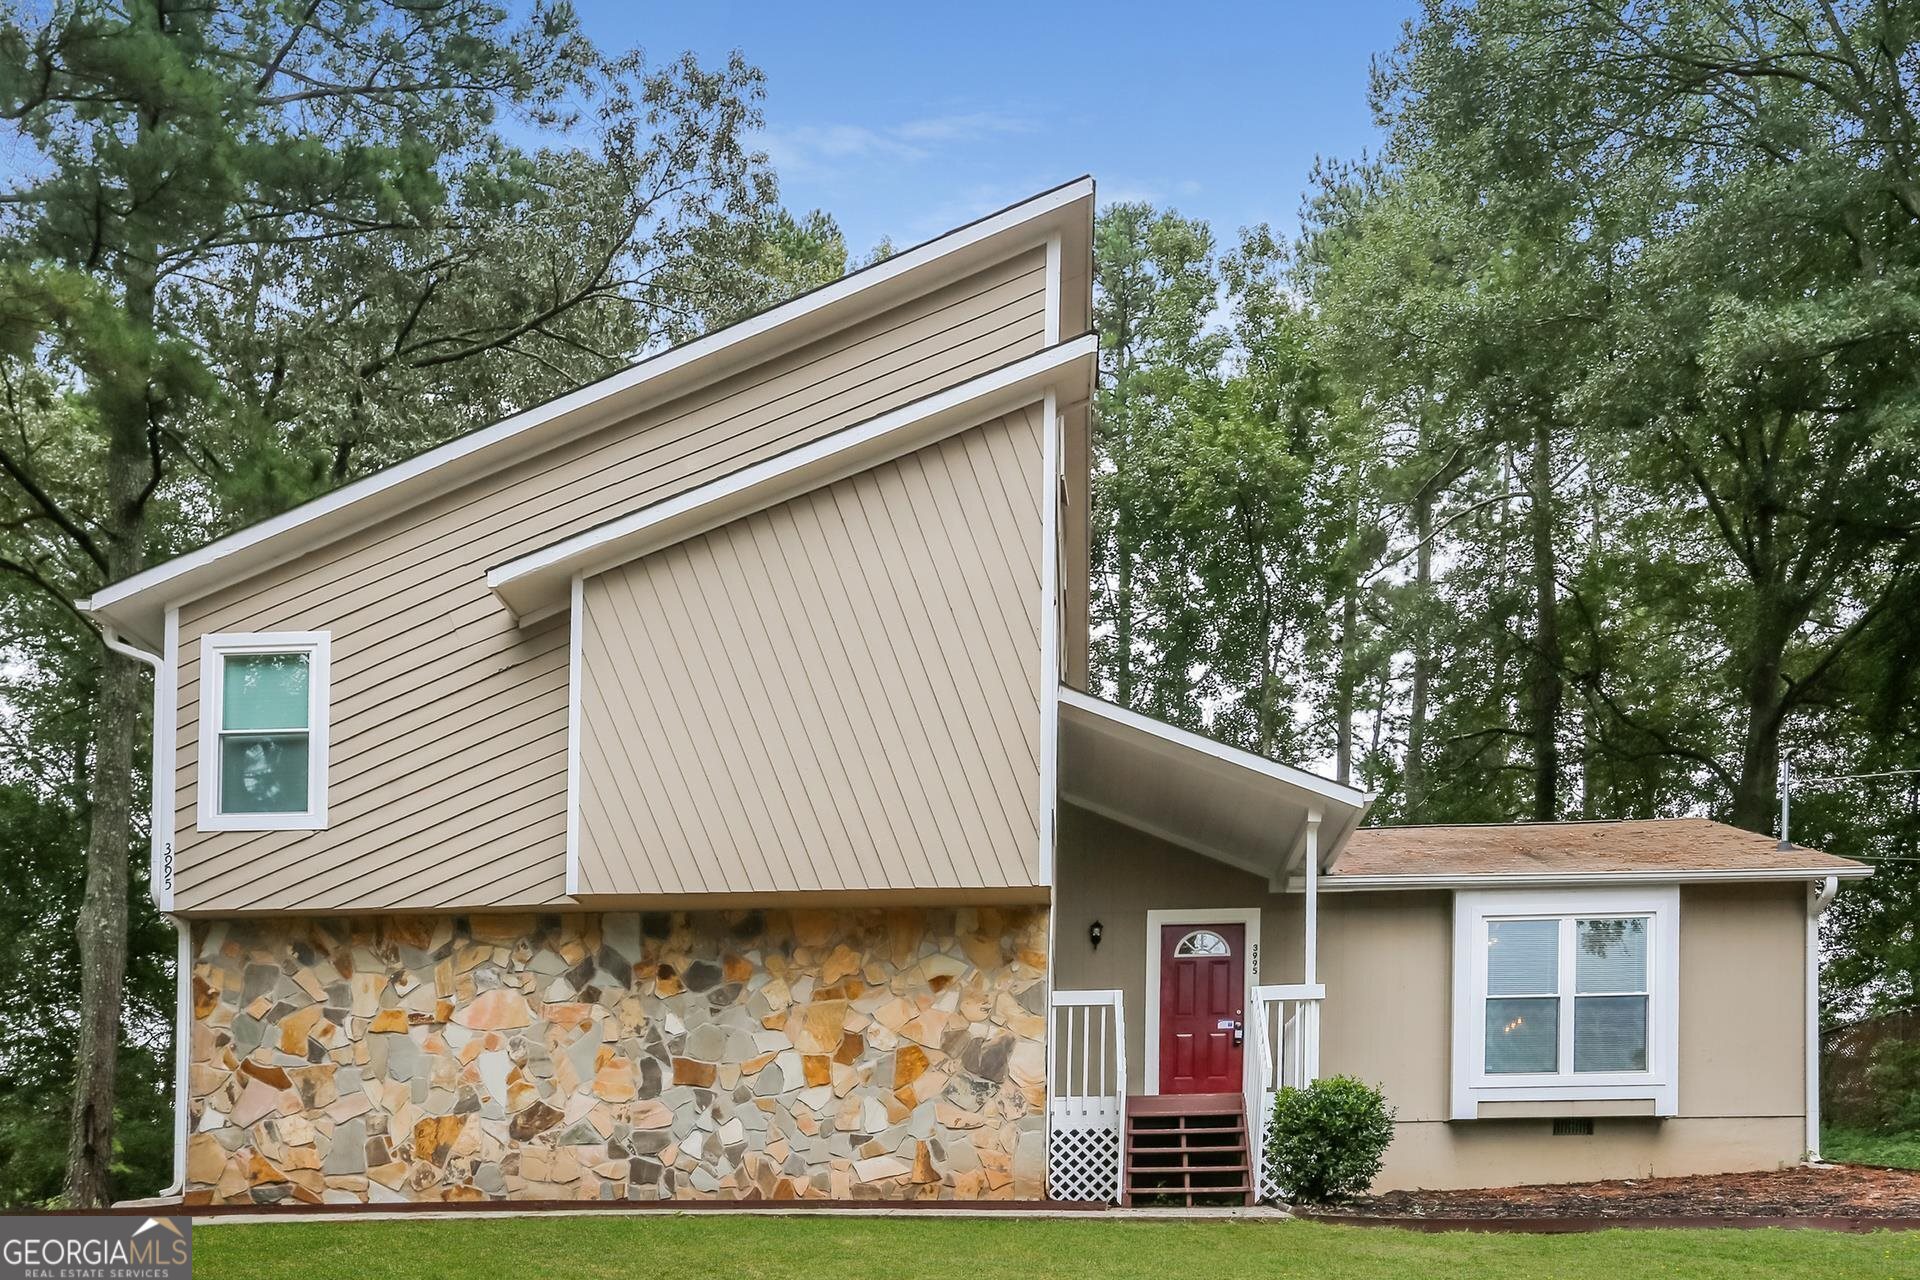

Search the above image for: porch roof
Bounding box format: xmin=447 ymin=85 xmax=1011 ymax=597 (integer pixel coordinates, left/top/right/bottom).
xmin=1056 ymin=687 xmax=1374 ymax=883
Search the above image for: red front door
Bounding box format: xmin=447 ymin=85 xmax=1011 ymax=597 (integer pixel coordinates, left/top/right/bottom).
xmin=1158 ymin=922 xmax=1246 ymax=1094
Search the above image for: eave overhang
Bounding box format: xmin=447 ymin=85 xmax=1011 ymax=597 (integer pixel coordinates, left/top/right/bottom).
xmin=77 ymin=177 xmax=1097 ymax=649
xmin=1308 ymin=864 xmax=1873 ymax=892
xmin=1056 ymin=687 xmax=1375 ymax=885
xmin=488 ymin=336 xmax=1096 ymax=621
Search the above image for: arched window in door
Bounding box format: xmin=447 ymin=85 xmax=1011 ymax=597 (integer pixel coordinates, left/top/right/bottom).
xmin=1172 ymin=929 xmax=1231 ymax=959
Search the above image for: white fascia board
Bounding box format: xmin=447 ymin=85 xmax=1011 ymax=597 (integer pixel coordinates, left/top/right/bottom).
xmin=80 ymin=178 xmax=1096 ymax=645
xmin=1313 ymin=864 xmax=1874 ymax=892
xmin=488 ymin=336 xmax=1097 ymax=619
xmin=1057 ymin=686 xmax=1373 ymax=812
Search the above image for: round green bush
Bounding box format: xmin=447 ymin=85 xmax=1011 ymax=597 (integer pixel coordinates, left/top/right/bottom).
xmin=1265 ymin=1075 xmax=1395 ymax=1204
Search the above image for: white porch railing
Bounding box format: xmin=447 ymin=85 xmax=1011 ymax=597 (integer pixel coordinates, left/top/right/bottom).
xmin=1248 ymin=983 xmax=1325 ymax=1203
xmin=1046 ymin=989 xmax=1126 ymax=1203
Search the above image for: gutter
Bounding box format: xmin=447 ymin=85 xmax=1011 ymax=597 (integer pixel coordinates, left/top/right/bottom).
xmin=89 ymin=618 xmax=190 ymax=1198
xmin=1806 ymin=874 xmax=1840 ymax=1163
xmin=1308 ymin=865 xmax=1874 ymax=892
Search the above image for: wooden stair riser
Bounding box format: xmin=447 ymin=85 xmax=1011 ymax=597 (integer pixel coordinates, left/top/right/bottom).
xmin=1121 ymin=1097 xmax=1253 ymax=1207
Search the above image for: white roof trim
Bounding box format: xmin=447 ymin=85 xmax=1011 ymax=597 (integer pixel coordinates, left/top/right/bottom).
xmin=78 ymin=177 xmax=1096 ymax=641
xmin=488 ymin=335 xmax=1097 ymax=619
xmin=1057 ymin=686 xmax=1374 ymax=810
xmin=1312 ymin=865 xmax=1873 ymax=892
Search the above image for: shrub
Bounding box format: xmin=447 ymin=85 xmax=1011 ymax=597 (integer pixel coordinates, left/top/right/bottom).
xmin=1864 ymin=1038 xmax=1920 ymax=1133
xmin=1265 ymin=1075 xmax=1395 ymax=1204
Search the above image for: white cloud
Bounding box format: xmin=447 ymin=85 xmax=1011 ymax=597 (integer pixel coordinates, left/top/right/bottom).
xmin=891 ymin=111 xmax=1035 ymax=145
xmin=758 ymin=111 xmax=1037 ymax=180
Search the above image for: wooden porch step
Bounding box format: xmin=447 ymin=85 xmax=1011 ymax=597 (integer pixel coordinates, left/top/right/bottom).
xmin=1122 ymin=1093 xmax=1253 ymax=1208
xmin=1126 ymin=1092 xmax=1242 ymax=1116
xmin=1123 ymin=1161 xmax=1249 ymax=1175
xmin=1126 ymin=1182 xmax=1253 ymax=1205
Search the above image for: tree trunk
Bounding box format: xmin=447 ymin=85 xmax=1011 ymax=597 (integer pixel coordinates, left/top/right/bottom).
xmin=1729 ymin=592 xmax=1793 ymax=833
xmin=1254 ymin=548 xmax=1279 ymax=758
xmin=1487 ymin=454 xmax=1517 ymax=798
xmin=1526 ymin=418 xmax=1562 ymax=821
xmin=1114 ymin=505 xmax=1135 ymax=706
xmin=1334 ymin=549 xmax=1359 ymax=786
xmin=66 ymin=647 xmax=143 ymax=1207
xmin=65 ymin=256 xmax=156 ymax=1208
xmin=1403 ymin=486 xmax=1434 ymax=817
xmin=1364 ymin=661 xmax=1390 ymax=791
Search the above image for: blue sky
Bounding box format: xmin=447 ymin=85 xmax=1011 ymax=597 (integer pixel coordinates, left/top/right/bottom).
xmin=576 ymin=3 xmax=1420 ymax=255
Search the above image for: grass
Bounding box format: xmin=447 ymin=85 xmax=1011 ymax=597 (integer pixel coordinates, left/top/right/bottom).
xmin=192 ymin=1215 xmax=1920 ymax=1280
xmin=1826 ymin=1126 xmax=1920 ymax=1170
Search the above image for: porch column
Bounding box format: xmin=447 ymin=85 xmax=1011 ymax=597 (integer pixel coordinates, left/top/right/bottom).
xmin=1303 ymin=810 xmax=1322 ymax=1083
xmin=1302 ymin=809 xmax=1321 ymax=986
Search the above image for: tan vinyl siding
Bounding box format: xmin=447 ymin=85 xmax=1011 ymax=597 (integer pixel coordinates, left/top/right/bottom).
xmin=1052 ymin=804 xmax=1305 ymax=1076
xmin=1317 ymin=884 xmax=1809 ymax=1189
xmin=577 ymin=408 xmax=1045 ymax=896
xmin=1057 ymin=808 xmax=1813 ymax=1190
xmin=170 ymin=249 xmax=1047 ymax=912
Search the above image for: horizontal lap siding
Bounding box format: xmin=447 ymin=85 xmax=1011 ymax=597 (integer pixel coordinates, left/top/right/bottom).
xmin=170 ymin=250 xmax=1047 ymax=912
xmin=578 ymin=408 xmax=1044 ymax=895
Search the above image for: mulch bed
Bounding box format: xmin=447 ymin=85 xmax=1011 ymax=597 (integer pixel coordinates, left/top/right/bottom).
xmin=1302 ymin=1163 xmax=1920 ymax=1230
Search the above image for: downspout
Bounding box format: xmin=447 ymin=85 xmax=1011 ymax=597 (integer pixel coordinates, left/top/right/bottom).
xmin=1805 ymin=874 xmax=1839 ymax=1163
xmin=94 ymin=623 xmax=190 ymax=1199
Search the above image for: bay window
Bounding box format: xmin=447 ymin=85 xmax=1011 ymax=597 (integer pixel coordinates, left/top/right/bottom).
xmin=1452 ymin=887 xmax=1678 ymax=1118
xmin=197 ymin=632 xmax=330 ymax=831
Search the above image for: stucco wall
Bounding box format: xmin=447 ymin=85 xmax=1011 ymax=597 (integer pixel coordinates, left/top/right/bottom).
xmin=186 ymin=907 xmax=1048 ymax=1204
xmin=1053 ymin=805 xmax=1813 ymax=1192
xmin=1318 ymin=883 xmax=1809 ymax=1190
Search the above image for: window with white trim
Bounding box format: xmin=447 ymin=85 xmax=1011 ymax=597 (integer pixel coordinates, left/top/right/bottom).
xmin=1451 ymin=887 xmax=1679 ymax=1118
xmin=197 ymin=632 xmax=330 ymax=831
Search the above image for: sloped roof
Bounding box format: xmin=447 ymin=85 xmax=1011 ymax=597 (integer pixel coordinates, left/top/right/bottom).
xmin=486 ymin=336 xmax=1095 ymax=620
xmin=80 ymin=177 xmax=1095 ymax=648
xmin=1057 ymin=688 xmax=1374 ymax=881
xmin=1325 ymin=817 xmax=1869 ymax=886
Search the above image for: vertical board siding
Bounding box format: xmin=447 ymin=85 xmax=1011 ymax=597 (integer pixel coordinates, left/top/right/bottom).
xmin=169 ymin=250 xmax=1047 ymax=911
xmin=578 ymin=408 xmax=1045 ymax=895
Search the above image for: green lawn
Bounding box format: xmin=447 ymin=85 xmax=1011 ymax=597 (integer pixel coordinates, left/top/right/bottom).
xmin=1827 ymin=1127 xmax=1920 ymax=1170
xmin=193 ymin=1216 xmax=1919 ymax=1280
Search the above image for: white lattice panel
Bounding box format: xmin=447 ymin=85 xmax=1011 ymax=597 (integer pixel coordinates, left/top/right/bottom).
xmin=1256 ymin=1089 xmax=1283 ymax=1203
xmin=1258 ymin=1154 xmax=1285 ymax=1203
xmin=1047 ymin=1124 xmax=1121 ymax=1203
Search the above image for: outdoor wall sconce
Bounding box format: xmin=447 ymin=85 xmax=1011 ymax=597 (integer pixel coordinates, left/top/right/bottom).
xmin=1088 ymin=920 xmax=1103 ymax=950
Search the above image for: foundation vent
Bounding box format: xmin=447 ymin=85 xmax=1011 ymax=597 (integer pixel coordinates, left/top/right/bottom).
xmin=1552 ymin=1118 xmax=1596 ymax=1136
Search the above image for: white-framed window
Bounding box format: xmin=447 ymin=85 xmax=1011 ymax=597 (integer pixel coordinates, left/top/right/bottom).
xmin=1451 ymin=887 xmax=1679 ymax=1118
xmin=197 ymin=632 xmax=330 ymax=831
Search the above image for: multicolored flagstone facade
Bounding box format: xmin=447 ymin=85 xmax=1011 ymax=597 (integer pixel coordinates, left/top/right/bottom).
xmin=186 ymin=907 xmax=1049 ymax=1203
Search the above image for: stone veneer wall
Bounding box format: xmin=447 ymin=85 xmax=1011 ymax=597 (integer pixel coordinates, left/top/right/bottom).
xmin=186 ymin=907 xmax=1048 ymax=1204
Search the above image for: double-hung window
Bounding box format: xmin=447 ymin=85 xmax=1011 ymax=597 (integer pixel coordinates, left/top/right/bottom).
xmin=197 ymin=632 xmax=330 ymax=831
xmin=1452 ymin=887 xmax=1678 ymax=1118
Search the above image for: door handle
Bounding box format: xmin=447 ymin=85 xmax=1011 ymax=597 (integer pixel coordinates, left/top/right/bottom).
xmin=1232 ymin=1015 xmax=1244 ymax=1048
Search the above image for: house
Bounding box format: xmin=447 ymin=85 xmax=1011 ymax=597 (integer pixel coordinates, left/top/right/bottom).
xmin=80 ymin=177 xmax=1868 ymax=1207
